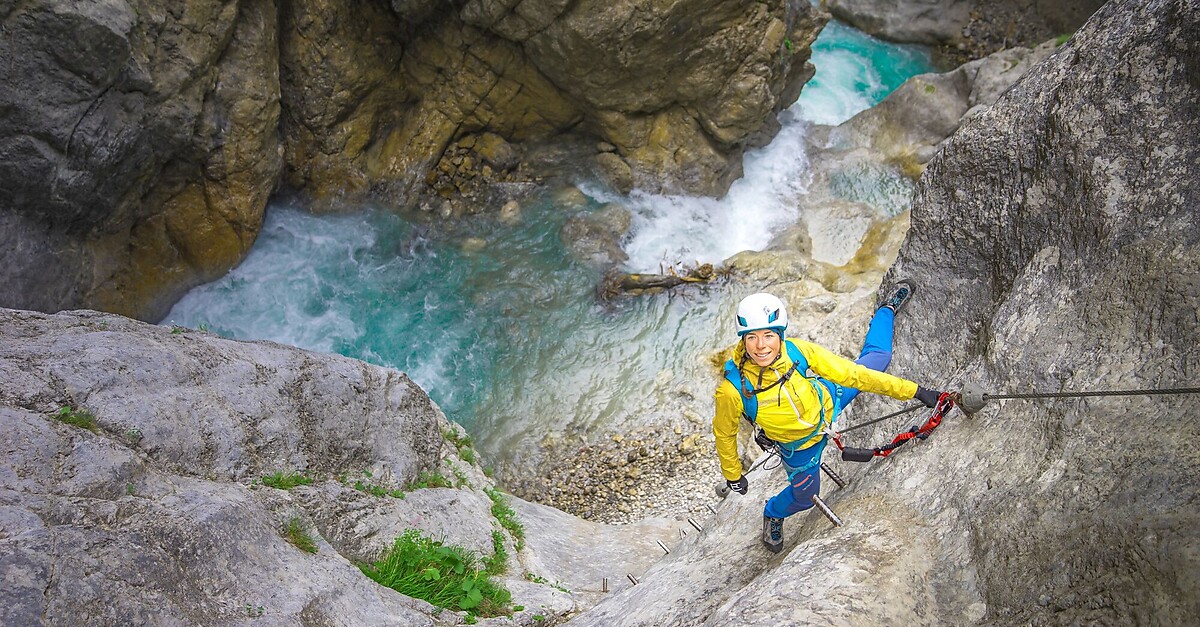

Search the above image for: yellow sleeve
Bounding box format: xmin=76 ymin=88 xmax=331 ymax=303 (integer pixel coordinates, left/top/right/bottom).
xmin=797 ymin=341 xmax=919 ymax=400
xmin=713 ymin=380 xmax=745 ymax=481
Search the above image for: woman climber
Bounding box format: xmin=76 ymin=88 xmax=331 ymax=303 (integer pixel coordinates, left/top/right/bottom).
xmin=713 ymin=282 xmax=944 ymax=552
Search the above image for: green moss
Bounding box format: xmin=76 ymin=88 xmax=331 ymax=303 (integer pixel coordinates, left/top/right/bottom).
xmin=1055 ymin=32 xmax=1074 ymax=46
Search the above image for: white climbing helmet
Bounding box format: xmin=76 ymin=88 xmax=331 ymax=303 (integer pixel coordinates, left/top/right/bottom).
xmin=735 ymin=292 xmax=788 ymax=337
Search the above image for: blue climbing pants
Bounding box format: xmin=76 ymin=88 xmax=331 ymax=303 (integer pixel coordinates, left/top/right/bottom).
xmin=763 ymin=307 xmax=896 ymax=518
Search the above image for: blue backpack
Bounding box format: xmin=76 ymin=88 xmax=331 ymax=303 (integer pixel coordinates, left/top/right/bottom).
xmin=723 ymin=339 xmax=829 ymax=429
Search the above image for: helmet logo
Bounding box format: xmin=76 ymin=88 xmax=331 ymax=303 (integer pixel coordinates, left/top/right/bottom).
xmin=766 ymin=308 xmax=779 ymax=323
xmin=737 ymin=315 xmax=748 ymax=327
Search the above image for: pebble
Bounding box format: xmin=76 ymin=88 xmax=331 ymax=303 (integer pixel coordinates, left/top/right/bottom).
xmin=506 ymin=422 xmax=722 ymax=524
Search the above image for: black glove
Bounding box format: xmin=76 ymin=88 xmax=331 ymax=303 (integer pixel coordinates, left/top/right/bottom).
xmin=915 ymin=385 xmax=942 ymax=408
xmin=754 ymin=427 xmax=777 ymax=451
xmin=727 ymin=476 xmax=748 ymax=495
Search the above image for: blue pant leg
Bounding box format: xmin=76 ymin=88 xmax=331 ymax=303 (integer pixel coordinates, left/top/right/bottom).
xmin=764 ymin=441 xmax=826 ymax=518
xmin=830 ymin=307 xmax=897 ymax=411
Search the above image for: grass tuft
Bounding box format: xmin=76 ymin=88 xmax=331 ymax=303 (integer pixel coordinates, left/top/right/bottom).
xmin=261 ymin=472 xmax=313 ymax=490
xmin=53 ymin=406 xmax=99 ymax=432
xmin=285 ymin=517 xmax=319 ymax=554
xmin=360 ymin=530 xmax=512 ymax=619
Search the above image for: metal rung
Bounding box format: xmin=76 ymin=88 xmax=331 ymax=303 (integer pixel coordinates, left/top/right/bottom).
xmin=820 ymin=462 xmax=847 ymax=489
xmin=811 ymin=494 xmax=843 ymax=527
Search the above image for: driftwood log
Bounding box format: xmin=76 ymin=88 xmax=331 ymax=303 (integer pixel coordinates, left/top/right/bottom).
xmin=601 ymin=263 xmax=716 ymax=298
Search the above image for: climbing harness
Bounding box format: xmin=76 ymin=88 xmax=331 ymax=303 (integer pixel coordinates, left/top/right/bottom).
xmin=832 ymin=383 xmax=1200 ymax=463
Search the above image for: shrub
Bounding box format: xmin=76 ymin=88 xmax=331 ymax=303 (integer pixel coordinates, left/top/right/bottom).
xmin=360 ymin=530 xmax=512 ymax=619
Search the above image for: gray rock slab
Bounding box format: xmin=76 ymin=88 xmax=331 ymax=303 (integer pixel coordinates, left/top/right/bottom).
xmin=0 ymin=308 xmax=443 ymax=485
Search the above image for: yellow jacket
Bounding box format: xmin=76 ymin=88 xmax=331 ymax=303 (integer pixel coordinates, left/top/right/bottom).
xmin=713 ymin=338 xmax=918 ymax=481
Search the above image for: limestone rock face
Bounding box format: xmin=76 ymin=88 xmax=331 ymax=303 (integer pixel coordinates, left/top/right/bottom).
xmin=827 ymin=0 xmax=1105 ymax=50
xmin=816 ymin=39 xmax=1059 ymax=175
xmin=0 ymin=307 xmax=679 ymax=624
xmin=279 ymin=0 xmax=827 ymax=206
xmin=570 ymin=0 xmax=1200 ymax=624
xmin=0 ymin=0 xmax=283 ymax=322
xmin=490 ymin=0 xmax=828 ymax=195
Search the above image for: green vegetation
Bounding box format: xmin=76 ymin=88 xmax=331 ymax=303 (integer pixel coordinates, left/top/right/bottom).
xmin=285 ymin=517 xmax=319 ymax=554
xmin=924 ymin=83 xmax=936 ymax=94
xmin=525 ymin=572 xmax=570 ymax=594
xmin=360 ymin=530 xmax=512 ymax=619
xmin=53 ymin=406 xmax=98 ymax=432
xmin=125 ymin=427 xmax=143 ymax=443
xmin=1055 ymin=32 xmax=1074 ymax=46
xmin=406 ymin=471 xmax=452 ymax=490
xmin=444 ymin=429 xmax=477 ymax=464
xmin=345 ymin=469 xmax=406 ymax=499
xmin=452 ymin=465 xmax=471 ymax=489
xmin=245 ymin=603 xmax=264 ymax=618
xmin=484 ymin=530 xmax=509 ymax=575
xmin=261 ymin=472 xmax=313 ymax=490
xmin=784 ymin=38 xmax=794 ymax=52
xmin=486 ymin=488 xmax=525 ymax=552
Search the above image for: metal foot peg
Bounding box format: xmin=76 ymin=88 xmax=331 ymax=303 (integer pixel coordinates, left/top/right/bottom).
xmin=811 ymin=494 xmax=843 ymax=527
xmin=820 ymin=462 xmax=847 ymax=489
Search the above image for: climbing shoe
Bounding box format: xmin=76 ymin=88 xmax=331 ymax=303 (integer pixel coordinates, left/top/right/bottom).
xmin=878 ymin=279 xmax=917 ymax=314
xmin=762 ymin=515 xmax=784 ymax=553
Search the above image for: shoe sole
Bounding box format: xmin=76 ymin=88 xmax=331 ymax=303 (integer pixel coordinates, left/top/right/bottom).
xmin=883 ymin=279 xmax=918 ymax=314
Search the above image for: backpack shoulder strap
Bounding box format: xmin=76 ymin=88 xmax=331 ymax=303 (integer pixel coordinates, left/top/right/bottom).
xmin=784 ymin=339 xmax=809 ymax=376
xmin=723 ymin=359 xmax=757 ymax=422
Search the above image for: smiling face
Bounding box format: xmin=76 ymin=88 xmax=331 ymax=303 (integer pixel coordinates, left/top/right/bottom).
xmin=743 ymin=329 xmax=781 ymax=367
